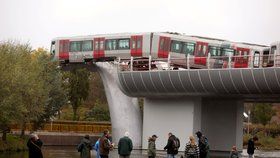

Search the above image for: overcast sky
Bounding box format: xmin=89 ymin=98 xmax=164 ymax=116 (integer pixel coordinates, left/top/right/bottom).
xmin=1 ymin=0 xmax=280 ymax=49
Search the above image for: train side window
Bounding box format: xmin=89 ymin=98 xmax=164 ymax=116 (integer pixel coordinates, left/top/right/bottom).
xmin=182 ymin=43 xmax=195 ymax=55
xmin=82 ymin=40 xmax=93 ymax=51
xmin=137 ymin=38 xmax=142 ymax=49
xmin=94 ymin=41 xmax=99 ymax=51
xmin=105 ymin=39 xmax=117 ymax=50
xmin=170 ymin=40 xmax=182 ymax=53
xmin=159 ymin=38 xmax=164 ymax=50
xmin=100 ymin=40 xmax=104 ymax=50
xmin=209 ymin=46 xmax=221 ymax=56
xmin=118 ymin=39 xmax=130 ymax=50
xmin=271 ymin=46 xmax=277 ymax=55
xmin=222 ymin=48 xmax=234 ymax=56
xmin=70 ymin=41 xmax=82 ymax=52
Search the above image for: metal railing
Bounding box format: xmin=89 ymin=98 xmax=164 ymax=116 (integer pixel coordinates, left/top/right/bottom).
xmin=118 ymin=54 xmax=280 ymax=71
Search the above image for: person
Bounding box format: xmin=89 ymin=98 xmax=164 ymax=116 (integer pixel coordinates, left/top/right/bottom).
xmin=99 ymin=129 xmax=114 ymax=158
xmin=195 ymin=131 xmax=209 ymax=158
xmin=247 ymin=136 xmax=258 ymax=158
xmin=94 ymin=138 xmax=101 ymax=158
xmin=77 ymin=135 xmax=92 ymax=158
xmin=184 ymin=136 xmax=199 ymax=158
xmin=27 ymin=133 xmax=43 ymax=158
xmin=229 ymin=146 xmax=240 ymax=158
xmin=148 ymin=135 xmax=158 ymax=158
xmin=164 ymin=132 xmax=180 ymax=158
xmin=118 ymin=131 xmax=133 ymax=158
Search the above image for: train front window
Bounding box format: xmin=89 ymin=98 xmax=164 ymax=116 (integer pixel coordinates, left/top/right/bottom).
xmin=118 ymin=39 xmax=130 ymax=50
xmin=182 ymin=43 xmax=195 ymax=55
xmin=82 ymin=40 xmax=93 ymax=51
xmin=50 ymin=41 xmax=55 ymax=55
xmin=170 ymin=40 xmax=182 ymax=53
xmin=70 ymin=41 xmax=82 ymax=52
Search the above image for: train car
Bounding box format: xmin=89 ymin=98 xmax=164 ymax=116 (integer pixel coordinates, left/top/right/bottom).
xmin=51 ymin=32 xmax=276 ymax=70
xmin=50 ymin=33 xmax=151 ymax=64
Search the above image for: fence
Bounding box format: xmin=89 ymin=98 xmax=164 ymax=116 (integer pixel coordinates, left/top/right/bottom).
xmin=10 ymin=120 xmax=111 ymax=134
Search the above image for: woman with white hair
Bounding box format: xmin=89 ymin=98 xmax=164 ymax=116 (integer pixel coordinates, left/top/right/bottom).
xmin=118 ymin=131 xmax=133 ymax=158
xmin=27 ymin=133 xmax=43 ymax=158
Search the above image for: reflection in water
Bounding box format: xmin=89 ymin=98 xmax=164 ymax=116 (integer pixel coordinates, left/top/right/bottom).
xmin=1 ymin=146 xmax=279 ymax=158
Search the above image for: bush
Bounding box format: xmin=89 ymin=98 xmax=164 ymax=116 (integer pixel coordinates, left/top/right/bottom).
xmin=0 ymin=134 xmax=28 ymax=152
xmin=85 ymin=105 xmax=110 ymax=121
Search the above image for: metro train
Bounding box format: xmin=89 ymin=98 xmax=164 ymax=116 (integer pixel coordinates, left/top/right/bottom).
xmin=51 ymin=32 xmax=280 ymax=69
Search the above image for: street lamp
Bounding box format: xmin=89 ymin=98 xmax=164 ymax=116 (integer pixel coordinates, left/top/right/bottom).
xmin=243 ymin=111 xmax=250 ymax=134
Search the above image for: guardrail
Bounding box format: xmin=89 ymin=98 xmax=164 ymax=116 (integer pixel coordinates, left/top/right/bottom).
xmin=118 ymin=54 xmax=280 ymax=71
xmin=10 ymin=121 xmax=111 ymax=133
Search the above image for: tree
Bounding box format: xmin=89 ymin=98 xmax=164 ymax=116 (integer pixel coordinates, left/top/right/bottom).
xmin=251 ymin=103 xmax=276 ymax=126
xmin=31 ymin=48 xmax=67 ymax=130
xmin=64 ymin=68 xmax=90 ymax=120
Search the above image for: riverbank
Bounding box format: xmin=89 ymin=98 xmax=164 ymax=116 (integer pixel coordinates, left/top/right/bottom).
xmin=0 ymin=134 xmax=27 ymax=152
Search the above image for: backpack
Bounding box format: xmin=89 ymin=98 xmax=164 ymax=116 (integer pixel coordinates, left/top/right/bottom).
xmin=77 ymin=143 xmax=84 ymax=152
xmin=199 ymin=136 xmax=209 ymax=153
xmin=172 ymin=137 xmax=180 ymax=151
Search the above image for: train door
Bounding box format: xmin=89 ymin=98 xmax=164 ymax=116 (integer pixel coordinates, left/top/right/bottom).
xmin=234 ymin=47 xmax=250 ymax=68
xmin=59 ymin=39 xmax=69 ymax=61
xmin=93 ymin=38 xmax=105 ymax=59
xmin=158 ymin=36 xmax=171 ymax=58
xmin=131 ymin=35 xmax=143 ymax=57
xmin=194 ymin=42 xmax=208 ymax=66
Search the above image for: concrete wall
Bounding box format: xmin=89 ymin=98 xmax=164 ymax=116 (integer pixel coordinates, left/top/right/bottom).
xmin=142 ymin=97 xmax=201 ymax=151
xmin=201 ymin=99 xmax=244 ymax=152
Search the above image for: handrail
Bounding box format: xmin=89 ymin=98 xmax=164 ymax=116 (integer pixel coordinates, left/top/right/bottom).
xmin=118 ymin=54 xmax=280 ymax=72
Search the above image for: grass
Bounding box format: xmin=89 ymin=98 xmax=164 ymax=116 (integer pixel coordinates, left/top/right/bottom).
xmin=0 ymin=134 xmax=28 ymax=152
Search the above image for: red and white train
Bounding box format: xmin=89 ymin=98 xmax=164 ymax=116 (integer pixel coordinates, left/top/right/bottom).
xmin=51 ymin=32 xmax=280 ymax=69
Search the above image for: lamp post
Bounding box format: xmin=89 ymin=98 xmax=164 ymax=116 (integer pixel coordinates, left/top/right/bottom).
xmin=248 ymin=110 xmax=251 ymax=134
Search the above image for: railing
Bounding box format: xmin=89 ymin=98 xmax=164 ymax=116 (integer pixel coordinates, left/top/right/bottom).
xmin=118 ymin=54 xmax=280 ymax=71
xmin=10 ymin=121 xmax=111 ymax=133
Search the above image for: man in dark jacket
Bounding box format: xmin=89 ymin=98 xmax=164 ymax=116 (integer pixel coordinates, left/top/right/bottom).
xmin=99 ymin=130 xmax=114 ymax=158
xmin=118 ymin=131 xmax=133 ymax=158
xmin=247 ymin=136 xmax=258 ymax=158
xmin=164 ymin=132 xmax=180 ymax=158
xmin=27 ymin=134 xmax=43 ymax=158
xmin=196 ymin=131 xmax=209 ymax=158
xmin=78 ymin=135 xmax=92 ymax=158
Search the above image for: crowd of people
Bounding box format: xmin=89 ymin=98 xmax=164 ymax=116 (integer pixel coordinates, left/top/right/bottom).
xmin=26 ymin=130 xmax=259 ymax=158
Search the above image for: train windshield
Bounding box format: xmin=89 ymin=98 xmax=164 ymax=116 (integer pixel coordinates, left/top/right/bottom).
xmin=50 ymin=41 xmax=55 ymax=56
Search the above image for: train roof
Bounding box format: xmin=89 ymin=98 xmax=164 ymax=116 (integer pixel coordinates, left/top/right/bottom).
xmin=52 ymin=32 xmax=269 ymax=49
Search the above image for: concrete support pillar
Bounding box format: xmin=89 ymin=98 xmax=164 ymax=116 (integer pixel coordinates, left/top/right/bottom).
xmin=142 ymin=97 xmax=202 ymax=151
xmin=142 ymin=97 xmax=243 ymax=153
xmin=201 ymin=99 xmax=244 ymax=152
xmin=96 ymin=62 xmax=142 ymax=148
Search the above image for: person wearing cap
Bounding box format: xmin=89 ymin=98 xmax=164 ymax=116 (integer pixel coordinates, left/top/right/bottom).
xmin=27 ymin=133 xmax=43 ymax=158
xmin=148 ymin=135 xmax=158 ymax=158
xmin=78 ymin=135 xmax=92 ymax=158
xmin=118 ymin=131 xmax=133 ymax=158
xmin=195 ymin=131 xmax=209 ymax=158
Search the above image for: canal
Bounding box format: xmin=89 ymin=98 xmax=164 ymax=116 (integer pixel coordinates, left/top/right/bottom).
xmin=0 ymin=146 xmax=279 ymax=158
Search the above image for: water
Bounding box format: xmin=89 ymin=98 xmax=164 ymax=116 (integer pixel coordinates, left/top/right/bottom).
xmin=0 ymin=146 xmax=280 ymax=158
